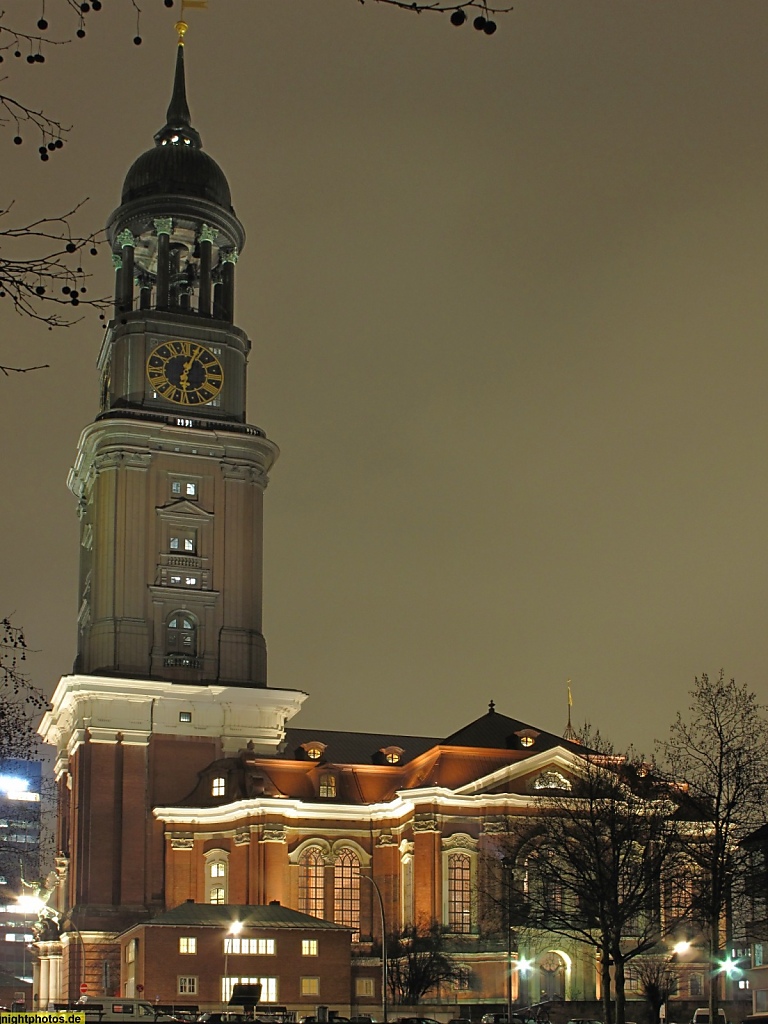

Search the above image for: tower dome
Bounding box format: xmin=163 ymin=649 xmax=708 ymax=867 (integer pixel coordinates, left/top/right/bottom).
xmin=120 ymin=40 xmax=232 ymax=210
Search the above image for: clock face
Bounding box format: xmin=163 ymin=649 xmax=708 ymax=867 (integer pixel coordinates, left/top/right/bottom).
xmin=146 ymin=340 xmax=224 ymax=406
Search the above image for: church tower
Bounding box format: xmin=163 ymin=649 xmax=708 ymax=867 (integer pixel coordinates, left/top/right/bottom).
xmin=37 ymin=23 xmax=306 ymax=1003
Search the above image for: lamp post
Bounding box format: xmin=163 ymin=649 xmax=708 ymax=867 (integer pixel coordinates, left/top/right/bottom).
xmin=223 ymin=920 xmax=243 ymax=1006
xmin=360 ymin=873 xmax=388 ymax=1024
xmin=501 ymin=857 xmax=514 ymax=1022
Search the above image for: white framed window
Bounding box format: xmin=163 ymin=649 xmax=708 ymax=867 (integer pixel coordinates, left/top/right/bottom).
xmin=171 ymin=479 xmax=198 ymax=499
xmin=179 ymin=711 xmax=192 ymax=723
xmin=300 ymin=978 xmax=320 ymax=997
xmin=222 ymin=977 xmax=277 ymax=1003
xmin=125 ymin=939 xmax=137 ymax=964
xmin=356 ymin=977 xmax=375 ymax=997
xmin=301 ymin=939 xmax=318 ymax=957
xmin=178 ymin=977 xmax=197 ymax=995
xmin=224 ymin=938 xmax=275 ymax=955
xmin=179 ymin=937 xmax=197 ymax=954
xmin=205 ymin=849 xmax=229 ymax=904
xmin=212 ymin=777 xmax=225 ymax=797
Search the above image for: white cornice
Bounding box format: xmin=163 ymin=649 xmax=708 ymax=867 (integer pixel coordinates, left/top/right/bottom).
xmin=39 ymin=673 xmax=308 ymax=757
xmin=153 ymin=784 xmax=545 ymax=828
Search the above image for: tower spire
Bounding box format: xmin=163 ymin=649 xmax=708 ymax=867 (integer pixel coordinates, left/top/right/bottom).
xmin=155 ymin=29 xmax=202 ymax=149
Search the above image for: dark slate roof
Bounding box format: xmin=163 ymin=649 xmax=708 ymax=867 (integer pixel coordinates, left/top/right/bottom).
xmin=281 ymin=709 xmax=583 ymax=766
xmin=142 ymin=902 xmax=350 ymax=931
xmin=121 ymin=42 xmax=232 ymax=209
xmin=281 ymin=727 xmax=442 ymax=766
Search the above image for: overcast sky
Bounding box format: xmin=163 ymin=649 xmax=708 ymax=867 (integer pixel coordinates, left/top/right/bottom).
xmin=3 ymin=0 xmax=768 ymax=757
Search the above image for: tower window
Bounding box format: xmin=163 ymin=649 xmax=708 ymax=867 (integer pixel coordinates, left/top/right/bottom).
xmin=171 ymin=479 xmax=198 ymax=499
xmin=166 ymin=614 xmax=197 ymax=665
xmin=170 ymin=531 xmax=196 ymax=553
xmin=212 ymin=777 xmax=225 ymax=797
xmin=298 ymin=848 xmax=325 ymax=919
xmin=179 ymin=711 xmax=192 ymax=723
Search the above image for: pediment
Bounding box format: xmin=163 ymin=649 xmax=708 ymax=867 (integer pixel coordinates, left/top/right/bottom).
xmin=156 ymin=499 xmax=214 ymax=520
xmin=453 ymin=746 xmax=584 ymax=798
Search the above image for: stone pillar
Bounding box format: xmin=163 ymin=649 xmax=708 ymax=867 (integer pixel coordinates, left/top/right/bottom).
xmin=115 ymin=229 xmax=135 ymax=313
xmin=111 ymin=253 xmax=123 ymax=319
xmin=198 ymin=224 xmax=216 ymax=316
xmin=154 ymin=217 xmax=173 ymax=309
xmin=221 ymin=247 xmax=238 ymax=323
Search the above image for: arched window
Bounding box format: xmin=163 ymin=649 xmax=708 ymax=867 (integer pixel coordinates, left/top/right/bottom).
xmin=448 ymin=852 xmax=472 ymax=933
xmin=166 ymin=613 xmax=198 ymax=667
xmin=299 ymin=848 xmax=325 ymax=920
xmin=205 ymin=849 xmax=229 ymax=904
xmin=334 ymin=849 xmax=360 ymax=941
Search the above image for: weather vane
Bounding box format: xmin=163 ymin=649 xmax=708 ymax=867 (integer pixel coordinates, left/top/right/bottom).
xmin=176 ymin=0 xmax=208 ymax=45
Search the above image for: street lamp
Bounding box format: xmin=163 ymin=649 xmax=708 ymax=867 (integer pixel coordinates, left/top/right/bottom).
xmin=360 ymin=873 xmax=388 ymax=1024
xmin=223 ymin=920 xmax=243 ymax=1005
xmin=501 ymin=857 xmax=515 ymax=1022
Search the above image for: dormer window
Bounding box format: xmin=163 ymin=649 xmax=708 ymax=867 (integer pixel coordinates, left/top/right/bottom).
xmin=319 ymin=773 xmax=337 ymax=798
xmin=212 ymin=776 xmax=225 ymax=797
xmin=515 ymin=729 xmax=540 ymax=749
xmin=299 ymin=741 xmax=327 ymax=761
xmin=379 ymin=745 xmax=405 ymax=765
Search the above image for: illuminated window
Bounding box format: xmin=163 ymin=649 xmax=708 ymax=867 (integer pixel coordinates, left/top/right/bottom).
xmin=222 ymin=977 xmax=277 ymax=1004
xmin=319 ymin=774 xmax=336 ymax=798
xmin=356 ymin=978 xmax=375 ymax=997
xmin=170 ymin=531 xmax=196 ymax=553
xmin=520 ymin=736 xmax=534 ymax=747
xmin=334 ymin=849 xmax=360 ymax=941
xmin=185 ymin=576 xmax=198 ymax=586
xmin=178 ymin=977 xmax=197 ymax=995
xmin=306 ymin=745 xmax=323 ymax=760
xmin=212 ymin=777 xmax=225 ymax=797
xmin=301 ymin=939 xmax=318 ymax=956
xmin=386 ymin=751 xmax=400 ymax=764
xmin=225 ymin=938 xmax=275 ymax=955
xmin=125 ymin=940 xmax=137 ymax=963
xmin=179 ymin=937 xmax=196 ymax=954
xmin=300 ymin=978 xmax=320 ymax=997
xmin=205 ymin=849 xmax=229 ymax=903
xmin=299 ymin=848 xmax=325 ymax=919
xmin=171 ymin=480 xmax=198 ymax=499
xmin=179 ymin=711 xmax=192 ymax=723
xmin=448 ymin=852 xmax=472 ymax=933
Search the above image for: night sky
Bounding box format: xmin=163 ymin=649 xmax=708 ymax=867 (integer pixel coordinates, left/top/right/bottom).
xmin=3 ymin=0 xmax=768 ymax=758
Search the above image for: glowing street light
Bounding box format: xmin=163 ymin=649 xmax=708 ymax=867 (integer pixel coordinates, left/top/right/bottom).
xmin=673 ymin=941 xmax=691 ymax=956
xmin=223 ymin=920 xmax=243 ymax=1004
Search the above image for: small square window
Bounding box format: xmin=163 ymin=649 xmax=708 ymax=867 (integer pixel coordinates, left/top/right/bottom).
xmin=170 ymin=575 xmax=182 ymax=585
xmin=302 ymin=939 xmax=318 ymax=956
xmin=211 ymin=860 xmax=226 ymax=878
xmin=179 ymin=712 xmax=192 ymax=723
xmin=178 ymin=976 xmax=197 ymax=995
xmin=300 ymin=978 xmax=319 ymax=997
xmin=355 ymin=978 xmax=375 ymax=997
xmin=212 ymin=777 xmax=225 ymax=797
xmin=185 ymin=576 xmax=197 ymax=586
xmin=179 ymin=937 xmax=197 ymax=954
xmin=209 ymin=887 xmax=225 ymax=904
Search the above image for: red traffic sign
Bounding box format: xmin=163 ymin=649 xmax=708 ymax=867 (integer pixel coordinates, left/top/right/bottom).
xmin=80 ymin=984 xmax=88 ymax=994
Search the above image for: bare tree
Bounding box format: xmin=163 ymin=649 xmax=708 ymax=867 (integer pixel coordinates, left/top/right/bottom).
xmin=387 ymin=923 xmax=464 ymax=1005
xmin=632 ymin=955 xmax=678 ymax=1024
xmin=657 ymin=672 xmax=768 ymax=1024
xmin=492 ymin=733 xmax=684 ymax=1024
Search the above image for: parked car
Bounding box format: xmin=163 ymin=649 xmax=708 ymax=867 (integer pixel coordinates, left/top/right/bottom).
xmin=396 ymin=1018 xmax=442 ymax=1024
xmin=692 ymin=1011 xmax=727 ymax=1024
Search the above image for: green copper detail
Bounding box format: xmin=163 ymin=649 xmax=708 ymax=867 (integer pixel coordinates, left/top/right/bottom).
xmin=111 ymin=254 xmax=123 ymax=271
xmin=116 ymin=229 xmax=136 ymax=249
xmin=221 ymin=247 xmax=239 ymax=265
xmin=154 ymin=217 xmax=173 ymax=237
xmin=199 ymin=224 xmax=218 ymax=245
